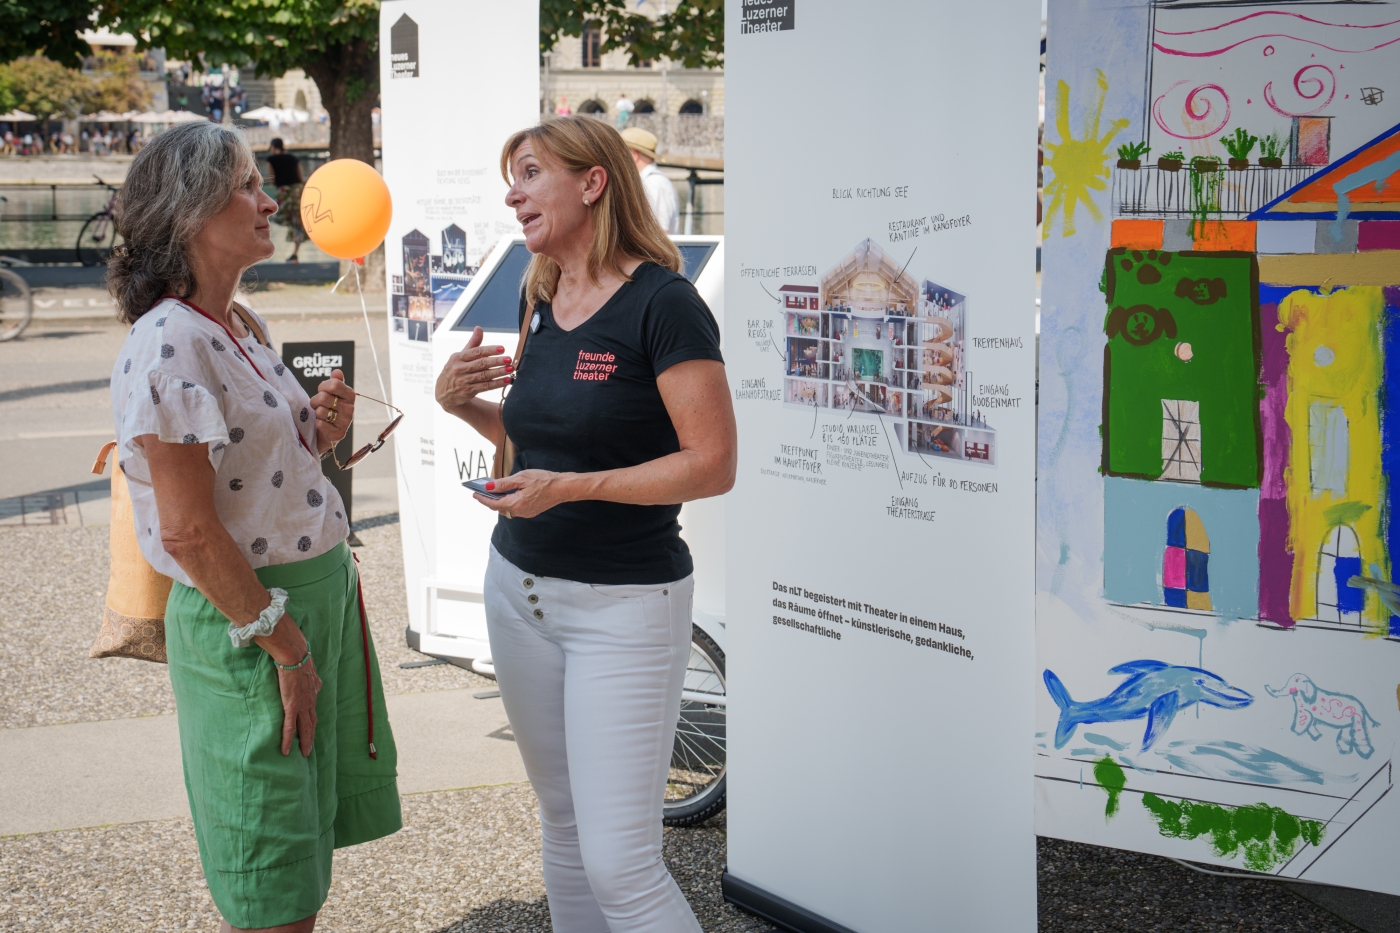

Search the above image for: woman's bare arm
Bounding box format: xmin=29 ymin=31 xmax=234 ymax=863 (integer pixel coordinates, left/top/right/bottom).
xmin=472 ymin=359 xmax=736 ymax=518
xmin=141 ymin=436 xmax=322 ymax=755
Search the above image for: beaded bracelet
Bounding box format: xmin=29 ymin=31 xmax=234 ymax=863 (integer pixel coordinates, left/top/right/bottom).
xmin=274 ymin=649 xmax=313 ymax=671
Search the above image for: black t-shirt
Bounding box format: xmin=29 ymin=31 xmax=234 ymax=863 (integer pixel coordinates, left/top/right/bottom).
xmin=491 ymin=261 xmax=723 ymax=584
xmin=266 ymin=152 xmax=301 ymax=187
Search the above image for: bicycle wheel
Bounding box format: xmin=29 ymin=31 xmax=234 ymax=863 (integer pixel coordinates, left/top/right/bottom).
xmin=0 ymin=267 xmax=33 ymax=341
xmin=77 ymin=211 xmax=122 ymax=265
xmin=663 ymin=624 xmax=727 ymax=827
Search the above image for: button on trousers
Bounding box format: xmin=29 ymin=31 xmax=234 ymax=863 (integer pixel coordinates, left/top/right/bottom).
xmin=484 ymin=546 xmax=703 ymax=933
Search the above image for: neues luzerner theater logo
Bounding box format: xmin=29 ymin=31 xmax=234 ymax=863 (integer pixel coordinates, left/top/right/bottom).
xmin=740 ymin=0 xmax=794 ymax=35
xmin=391 ymin=14 xmax=419 ymax=78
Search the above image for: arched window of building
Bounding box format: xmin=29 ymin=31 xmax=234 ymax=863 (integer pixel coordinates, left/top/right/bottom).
xmin=1164 ymin=507 xmax=1210 ymax=610
xmin=1316 ymin=525 xmax=1363 ymax=624
xmin=578 ymin=99 xmax=606 ymax=114
xmin=679 ymin=99 xmax=705 ymax=115
xmin=294 ymin=89 xmax=308 ymax=111
xmin=633 ymin=99 xmax=656 ymax=113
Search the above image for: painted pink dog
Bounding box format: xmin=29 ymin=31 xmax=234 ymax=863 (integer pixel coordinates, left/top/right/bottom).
xmin=1267 ymin=673 xmax=1380 ymax=759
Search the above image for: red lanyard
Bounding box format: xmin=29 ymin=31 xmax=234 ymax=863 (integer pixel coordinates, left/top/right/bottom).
xmin=162 ymin=297 xmax=316 ymax=457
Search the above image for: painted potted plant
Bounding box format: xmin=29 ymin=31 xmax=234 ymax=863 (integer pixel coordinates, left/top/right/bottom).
xmin=1222 ymin=127 xmax=1257 ymax=170
xmin=1116 ymin=141 xmax=1150 ymax=170
xmin=1191 ymin=154 xmax=1220 ymax=173
xmin=1258 ymin=132 xmax=1285 ymax=169
xmin=1158 ymin=149 xmax=1185 ymax=172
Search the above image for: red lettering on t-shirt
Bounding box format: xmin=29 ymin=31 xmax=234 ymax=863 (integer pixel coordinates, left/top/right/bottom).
xmin=574 ymin=349 xmax=618 ymax=381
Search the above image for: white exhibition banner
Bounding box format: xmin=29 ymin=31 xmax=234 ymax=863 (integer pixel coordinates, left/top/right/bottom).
xmin=377 ymin=0 xmax=537 ymax=651
xmin=724 ymin=1 xmax=1043 ymax=930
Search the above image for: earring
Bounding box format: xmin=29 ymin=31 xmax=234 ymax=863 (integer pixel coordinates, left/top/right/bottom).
xmin=583 ymin=198 xmax=590 ymax=206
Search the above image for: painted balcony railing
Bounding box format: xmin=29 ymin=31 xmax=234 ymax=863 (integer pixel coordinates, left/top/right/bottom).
xmin=1112 ymin=164 xmax=1321 ymax=219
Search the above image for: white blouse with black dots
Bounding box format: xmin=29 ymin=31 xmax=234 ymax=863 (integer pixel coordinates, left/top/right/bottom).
xmin=110 ymin=297 xmax=349 ymax=585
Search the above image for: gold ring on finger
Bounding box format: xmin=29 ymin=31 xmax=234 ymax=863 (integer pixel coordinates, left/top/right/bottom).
xmin=330 ymin=396 xmax=339 ymax=411
xmin=326 ymin=409 xmax=338 ymax=425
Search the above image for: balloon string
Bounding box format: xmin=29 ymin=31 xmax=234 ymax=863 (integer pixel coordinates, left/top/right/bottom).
xmin=351 ymin=258 xmax=432 ymax=568
xmin=352 ymin=260 xmax=392 ymax=414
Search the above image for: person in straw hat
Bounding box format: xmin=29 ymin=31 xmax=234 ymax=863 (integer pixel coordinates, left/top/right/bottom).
xmin=620 ymin=126 xmax=680 ymax=234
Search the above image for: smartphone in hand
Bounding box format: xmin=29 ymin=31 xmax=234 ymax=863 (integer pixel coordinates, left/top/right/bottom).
xmin=463 ymin=477 xmax=512 ymax=499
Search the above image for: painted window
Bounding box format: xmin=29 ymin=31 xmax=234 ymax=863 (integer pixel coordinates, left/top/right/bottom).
xmin=1161 ymin=399 xmax=1202 ymax=483
xmin=1316 ymin=525 xmax=1364 ymax=623
xmin=1164 ymin=507 xmax=1211 ymax=610
xmin=1308 ymin=401 xmax=1349 ymax=498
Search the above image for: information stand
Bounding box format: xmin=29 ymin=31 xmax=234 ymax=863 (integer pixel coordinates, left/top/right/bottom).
xmin=377 ymin=0 xmax=537 ymax=640
xmin=722 ymin=1 xmax=1043 ymax=929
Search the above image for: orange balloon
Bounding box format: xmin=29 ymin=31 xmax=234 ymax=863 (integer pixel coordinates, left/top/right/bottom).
xmin=300 ymin=159 xmax=392 ymax=260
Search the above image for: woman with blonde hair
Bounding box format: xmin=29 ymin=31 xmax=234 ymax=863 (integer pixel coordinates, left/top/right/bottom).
xmin=435 ymin=115 xmax=736 ymax=931
xmin=107 ymin=121 xmax=401 ymax=932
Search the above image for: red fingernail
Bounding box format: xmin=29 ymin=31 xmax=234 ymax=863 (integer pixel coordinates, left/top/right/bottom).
xmin=505 ymin=375 xmax=513 ymax=384
xmin=505 ymin=364 xmax=514 ymax=373
xmin=497 ymin=347 xmax=505 ymax=353
xmin=485 ymin=481 xmax=496 ymax=490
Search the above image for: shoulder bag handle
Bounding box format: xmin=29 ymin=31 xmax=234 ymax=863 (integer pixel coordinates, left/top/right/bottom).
xmin=490 ymin=301 xmax=535 ymax=479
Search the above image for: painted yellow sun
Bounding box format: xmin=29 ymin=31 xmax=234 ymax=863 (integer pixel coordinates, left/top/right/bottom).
xmin=1043 ymin=70 xmax=1129 ymax=238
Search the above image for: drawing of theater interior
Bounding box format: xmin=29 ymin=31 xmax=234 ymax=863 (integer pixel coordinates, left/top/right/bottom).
xmin=781 ymin=237 xmax=996 ymax=464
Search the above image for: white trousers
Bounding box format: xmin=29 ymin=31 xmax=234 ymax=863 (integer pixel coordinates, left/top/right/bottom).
xmin=484 ymin=546 xmax=703 ymax=933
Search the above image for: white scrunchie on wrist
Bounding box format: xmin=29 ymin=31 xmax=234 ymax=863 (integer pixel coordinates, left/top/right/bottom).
xmin=228 ymin=588 xmax=289 ymax=647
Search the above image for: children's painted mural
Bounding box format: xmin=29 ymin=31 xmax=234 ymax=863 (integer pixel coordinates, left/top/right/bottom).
xmin=1038 ymin=0 xmax=1400 ymax=892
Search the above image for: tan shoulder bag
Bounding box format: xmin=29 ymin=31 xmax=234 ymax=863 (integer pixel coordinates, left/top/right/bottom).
xmin=89 ymin=441 xmax=173 ymax=663
xmin=490 ymin=306 xmax=535 ymax=479
xmin=86 ymin=303 xmax=269 ymax=663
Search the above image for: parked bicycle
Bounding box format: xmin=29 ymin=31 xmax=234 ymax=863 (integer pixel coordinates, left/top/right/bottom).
xmin=664 ymin=623 xmax=727 ymax=826
xmin=77 ymin=176 xmax=122 ymax=266
xmin=0 ymin=256 xmax=34 ymax=342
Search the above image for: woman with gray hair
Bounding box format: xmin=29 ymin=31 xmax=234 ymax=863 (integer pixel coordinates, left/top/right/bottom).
xmin=107 ymin=121 xmax=401 ymax=933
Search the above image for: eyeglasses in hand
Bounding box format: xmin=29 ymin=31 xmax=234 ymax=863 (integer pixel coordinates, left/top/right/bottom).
xmin=329 ymin=393 xmax=404 ymax=470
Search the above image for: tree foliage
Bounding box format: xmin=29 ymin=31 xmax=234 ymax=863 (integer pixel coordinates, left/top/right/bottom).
xmin=541 ymin=0 xmax=722 ymax=69
xmin=0 ymin=0 xmax=99 ymax=68
xmin=96 ymin=0 xmax=381 ymax=162
xmin=83 ymin=50 xmax=153 ymax=113
xmin=97 ymin=0 xmax=378 ymax=86
xmin=0 ymin=56 xmax=86 ymax=118
xmin=0 ymin=52 xmax=151 ymax=118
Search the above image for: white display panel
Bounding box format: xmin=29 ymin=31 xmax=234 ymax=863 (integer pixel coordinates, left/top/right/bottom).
xmin=377 ymin=0 xmax=537 ymax=643
xmin=724 ymin=1 xmax=1042 ymax=930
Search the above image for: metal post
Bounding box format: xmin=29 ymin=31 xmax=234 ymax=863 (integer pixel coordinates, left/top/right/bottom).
xmin=51 ymin=184 xmax=57 ymax=220
xmin=685 ymin=169 xmax=697 ymax=235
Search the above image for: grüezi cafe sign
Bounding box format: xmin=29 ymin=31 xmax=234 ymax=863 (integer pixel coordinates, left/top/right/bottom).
xmin=292 ymin=352 xmax=344 ymax=378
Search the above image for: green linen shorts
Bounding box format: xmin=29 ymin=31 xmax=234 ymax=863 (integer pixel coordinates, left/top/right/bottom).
xmin=166 ymin=542 xmax=401 ymax=928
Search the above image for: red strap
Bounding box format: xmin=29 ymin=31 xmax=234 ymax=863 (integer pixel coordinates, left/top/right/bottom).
xmin=353 ymin=552 xmax=377 ymax=759
xmin=165 ymin=297 xmax=316 ymax=457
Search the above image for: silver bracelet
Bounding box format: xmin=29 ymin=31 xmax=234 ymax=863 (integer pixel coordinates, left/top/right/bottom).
xmin=228 ymin=587 xmax=289 ymax=647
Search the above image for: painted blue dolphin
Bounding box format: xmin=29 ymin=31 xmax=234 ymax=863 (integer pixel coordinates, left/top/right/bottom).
xmin=1044 ymin=660 xmax=1253 ymax=752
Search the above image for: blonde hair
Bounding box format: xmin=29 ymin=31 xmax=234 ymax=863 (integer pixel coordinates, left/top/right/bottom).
xmin=500 ymin=116 xmax=680 ymax=311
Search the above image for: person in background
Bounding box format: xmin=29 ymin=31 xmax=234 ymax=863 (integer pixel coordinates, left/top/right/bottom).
xmin=555 ymin=96 xmax=572 ymax=115
xmin=266 ymin=138 xmax=307 ymax=263
xmin=614 ymin=93 xmax=634 ymax=128
xmin=619 ymin=127 xmax=680 ymax=235
xmin=434 ymin=115 xmax=735 ymax=932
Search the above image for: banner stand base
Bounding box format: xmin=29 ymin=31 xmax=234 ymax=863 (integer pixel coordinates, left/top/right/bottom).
xmin=721 ymin=873 xmax=860 ymax=933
